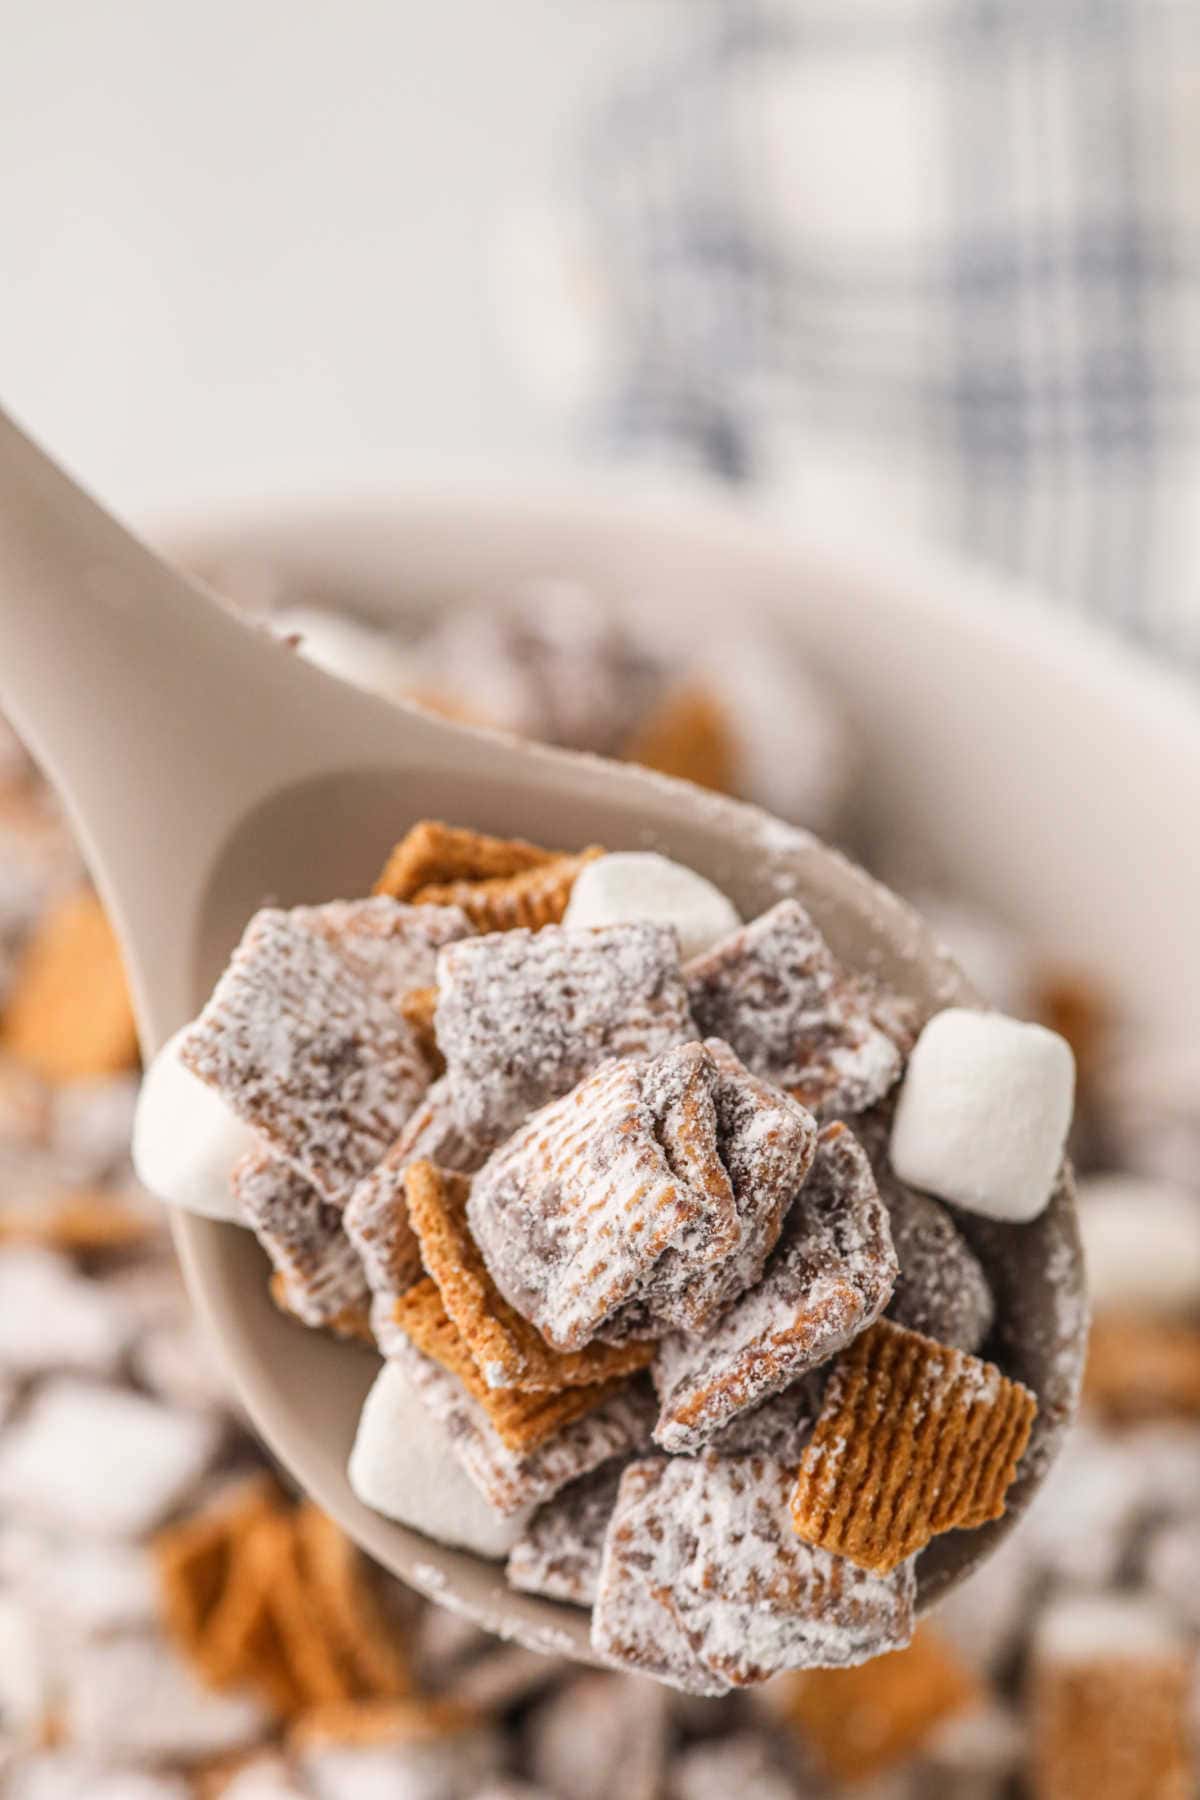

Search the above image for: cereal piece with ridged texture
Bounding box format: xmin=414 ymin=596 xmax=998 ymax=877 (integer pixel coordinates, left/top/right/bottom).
xmin=617 ymin=1040 xmax=817 ymax=1339
xmin=389 ymin=1338 xmax=655 ymax=1516
xmin=292 ymin=895 xmax=471 ymax=1006
xmin=374 ymin=821 xmax=558 ymax=900
xmin=705 ymin=1376 xmax=826 ymax=1462
xmin=881 ymin=1172 xmax=995 ymax=1352
xmin=593 ymin=1452 xmax=916 ymax=1693
xmin=653 ymin=1124 xmax=895 ymax=1453
xmin=506 ymin=1459 xmax=628 ymax=1605
xmin=415 ymin=848 xmax=604 ymax=933
xmin=685 ymin=899 xmax=903 ymax=1119
xmin=232 ymin=1150 xmax=369 ymax=1330
xmin=179 ymin=910 xmax=433 ymax=1207
xmin=772 ymin=1625 xmax=980 ymax=1785
xmin=394 ymin=1278 xmax=630 ymax=1453
xmin=437 ymin=921 xmax=694 ymax=1149
xmin=469 ymin=1050 xmax=723 ymax=1351
xmin=403 ymin=1161 xmax=655 ymax=1392
xmin=1031 ymin=1594 xmax=1196 ymax=1800
xmin=791 ymin=1319 xmax=1037 ymax=1574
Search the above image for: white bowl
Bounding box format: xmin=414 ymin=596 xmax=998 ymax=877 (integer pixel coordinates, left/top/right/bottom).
xmin=162 ymin=479 xmax=1198 ymax=1657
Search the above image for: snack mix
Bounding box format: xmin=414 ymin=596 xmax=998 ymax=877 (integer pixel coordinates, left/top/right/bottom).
xmin=0 ymin=579 xmax=1196 ymax=1797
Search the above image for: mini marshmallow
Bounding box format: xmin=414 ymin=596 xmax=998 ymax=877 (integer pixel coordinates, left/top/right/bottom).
xmin=1076 ymin=1174 xmax=1200 ymax=1318
xmin=0 ymin=1591 xmax=50 ymax=1742
xmin=1034 ymin=1591 xmax=1186 ymax=1666
xmin=890 ymin=1008 xmax=1074 ymax=1222
xmin=133 ymin=1025 xmax=259 ymax=1221
xmin=0 ymin=1378 xmax=219 ymax=1539
xmin=349 ymin=1361 xmax=531 ymax=1558
xmin=65 ymin=1633 xmax=268 ymax=1762
xmin=562 ymin=853 xmax=740 ymax=960
xmin=274 ymin=606 xmax=422 ymax=707
xmin=0 ymin=1249 xmax=131 ymax=1378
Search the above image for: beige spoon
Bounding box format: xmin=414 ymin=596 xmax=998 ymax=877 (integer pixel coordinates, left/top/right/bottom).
xmin=0 ymin=406 xmax=1085 ymax=1659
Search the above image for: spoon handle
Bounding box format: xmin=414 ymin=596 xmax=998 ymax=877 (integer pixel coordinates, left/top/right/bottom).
xmin=0 ymin=404 xmax=400 ymax=1029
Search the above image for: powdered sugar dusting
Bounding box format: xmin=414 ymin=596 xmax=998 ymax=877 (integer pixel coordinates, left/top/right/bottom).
xmin=180 ymin=909 xmax=432 ymax=1206
xmin=293 ymin=895 xmax=471 ymax=1007
xmin=592 ymin=1451 xmax=915 ymax=1692
xmin=652 ymin=1124 xmax=897 ymax=1452
xmin=390 ymin=1336 xmax=656 ymax=1516
xmin=232 ymin=1149 xmax=369 ymax=1328
xmin=686 ymin=899 xmax=904 ymax=1119
xmin=437 ymin=921 xmax=695 ymax=1148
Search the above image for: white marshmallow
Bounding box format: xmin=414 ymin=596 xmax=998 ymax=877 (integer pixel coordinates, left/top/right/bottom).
xmin=66 ymin=1633 xmax=267 ymax=1762
xmin=1034 ymin=1591 xmax=1186 ymax=1666
xmin=0 ymin=1249 xmax=132 ymax=1379
xmin=562 ymin=853 xmax=740 ymax=961
xmin=274 ymin=606 xmax=421 ymax=707
xmin=133 ymin=1026 xmax=259 ymax=1221
xmin=1076 ymin=1174 xmax=1200 ymax=1318
xmin=890 ymin=1008 xmax=1074 ymax=1222
xmin=0 ymin=1378 xmax=219 ymax=1539
xmin=349 ymin=1361 xmax=530 ymax=1558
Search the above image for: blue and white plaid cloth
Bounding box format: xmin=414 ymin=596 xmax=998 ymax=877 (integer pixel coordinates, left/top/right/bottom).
xmin=573 ymin=0 xmax=1200 ymax=660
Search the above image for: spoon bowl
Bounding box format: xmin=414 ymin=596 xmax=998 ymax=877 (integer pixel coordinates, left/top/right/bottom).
xmin=0 ymin=408 xmax=1086 ymax=1660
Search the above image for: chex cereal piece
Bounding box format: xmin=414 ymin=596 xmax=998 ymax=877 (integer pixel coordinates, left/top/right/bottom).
xmin=349 ymin=1361 xmax=531 ymax=1555
xmin=66 ymin=1633 xmax=269 ymax=1764
xmin=470 ymin=1045 xmax=752 ymax=1351
xmin=292 ymin=1504 xmax=411 ymax=1700
xmin=1031 ymin=1594 xmax=1196 ymax=1800
xmin=342 ymin=1162 xmax=424 ymax=1359
xmin=468 ymin=1049 xmax=713 ymax=1349
xmin=405 ymin=1159 xmax=655 ymax=1391
xmin=416 ymin=848 xmax=604 ymax=934
xmin=890 ymin=1008 xmax=1075 ymax=1222
xmin=773 ymin=1626 xmax=980 ymax=1784
xmin=374 ymin=820 xmax=558 ymax=900
xmin=623 ymin=683 xmax=738 ymax=794
xmin=179 ymin=909 xmax=432 ymax=1207
xmin=394 ymin=1278 xmax=625 ymax=1452
xmin=438 ymin=920 xmax=694 ymax=1149
xmin=198 ymin=1513 xmax=308 ymax=1714
xmin=49 ymin=1072 xmax=140 ymax=1180
xmin=2 ymin=888 xmax=139 ymax=1082
xmin=653 ymin=1124 xmax=896 ymax=1453
xmin=399 ymin=985 xmax=442 ymax=1072
xmin=0 ymin=1184 xmax=157 ymax=1253
xmin=593 ymin=1453 xmax=916 ymax=1694
xmin=292 ymin=895 xmax=471 ymax=1007
xmin=881 ymin=1172 xmax=995 ymax=1352
xmin=505 ymin=1460 xmax=628 ymax=1605
xmin=685 ymin=899 xmax=903 ymax=1118
xmin=671 ymin=1737 xmax=799 ymax=1800
xmin=1084 ymin=1313 xmax=1200 ymax=1420
xmin=269 ymin=1270 xmax=372 ymax=1343
xmin=154 ymin=1474 xmax=282 ymax=1671
xmin=232 ymin=1150 xmax=370 ymax=1330
xmin=621 ymin=1040 xmax=818 ymax=1338
xmin=388 ymin=1072 xmax=488 ymax=1175
xmin=0 ymin=1376 xmax=219 ymax=1537
xmin=790 ymin=1319 xmax=1037 ymax=1574
xmin=706 ymin=1375 xmax=826 ymax=1462
xmin=390 ymin=1337 xmax=656 ymax=1515
xmin=527 ymin=1671 xmax=670 ymax=1800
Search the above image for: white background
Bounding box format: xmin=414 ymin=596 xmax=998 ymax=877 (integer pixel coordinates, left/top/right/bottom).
xmin=0 ymin=3 xmax=685 ymax=516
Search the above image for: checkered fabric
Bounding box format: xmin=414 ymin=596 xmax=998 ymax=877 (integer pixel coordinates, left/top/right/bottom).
xmin=579 ymin=0 xmax=1200 ymax=658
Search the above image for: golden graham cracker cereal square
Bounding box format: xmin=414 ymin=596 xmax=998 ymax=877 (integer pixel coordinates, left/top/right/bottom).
xmin=790 ymin=1319 xmax=1036 ymax=1575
